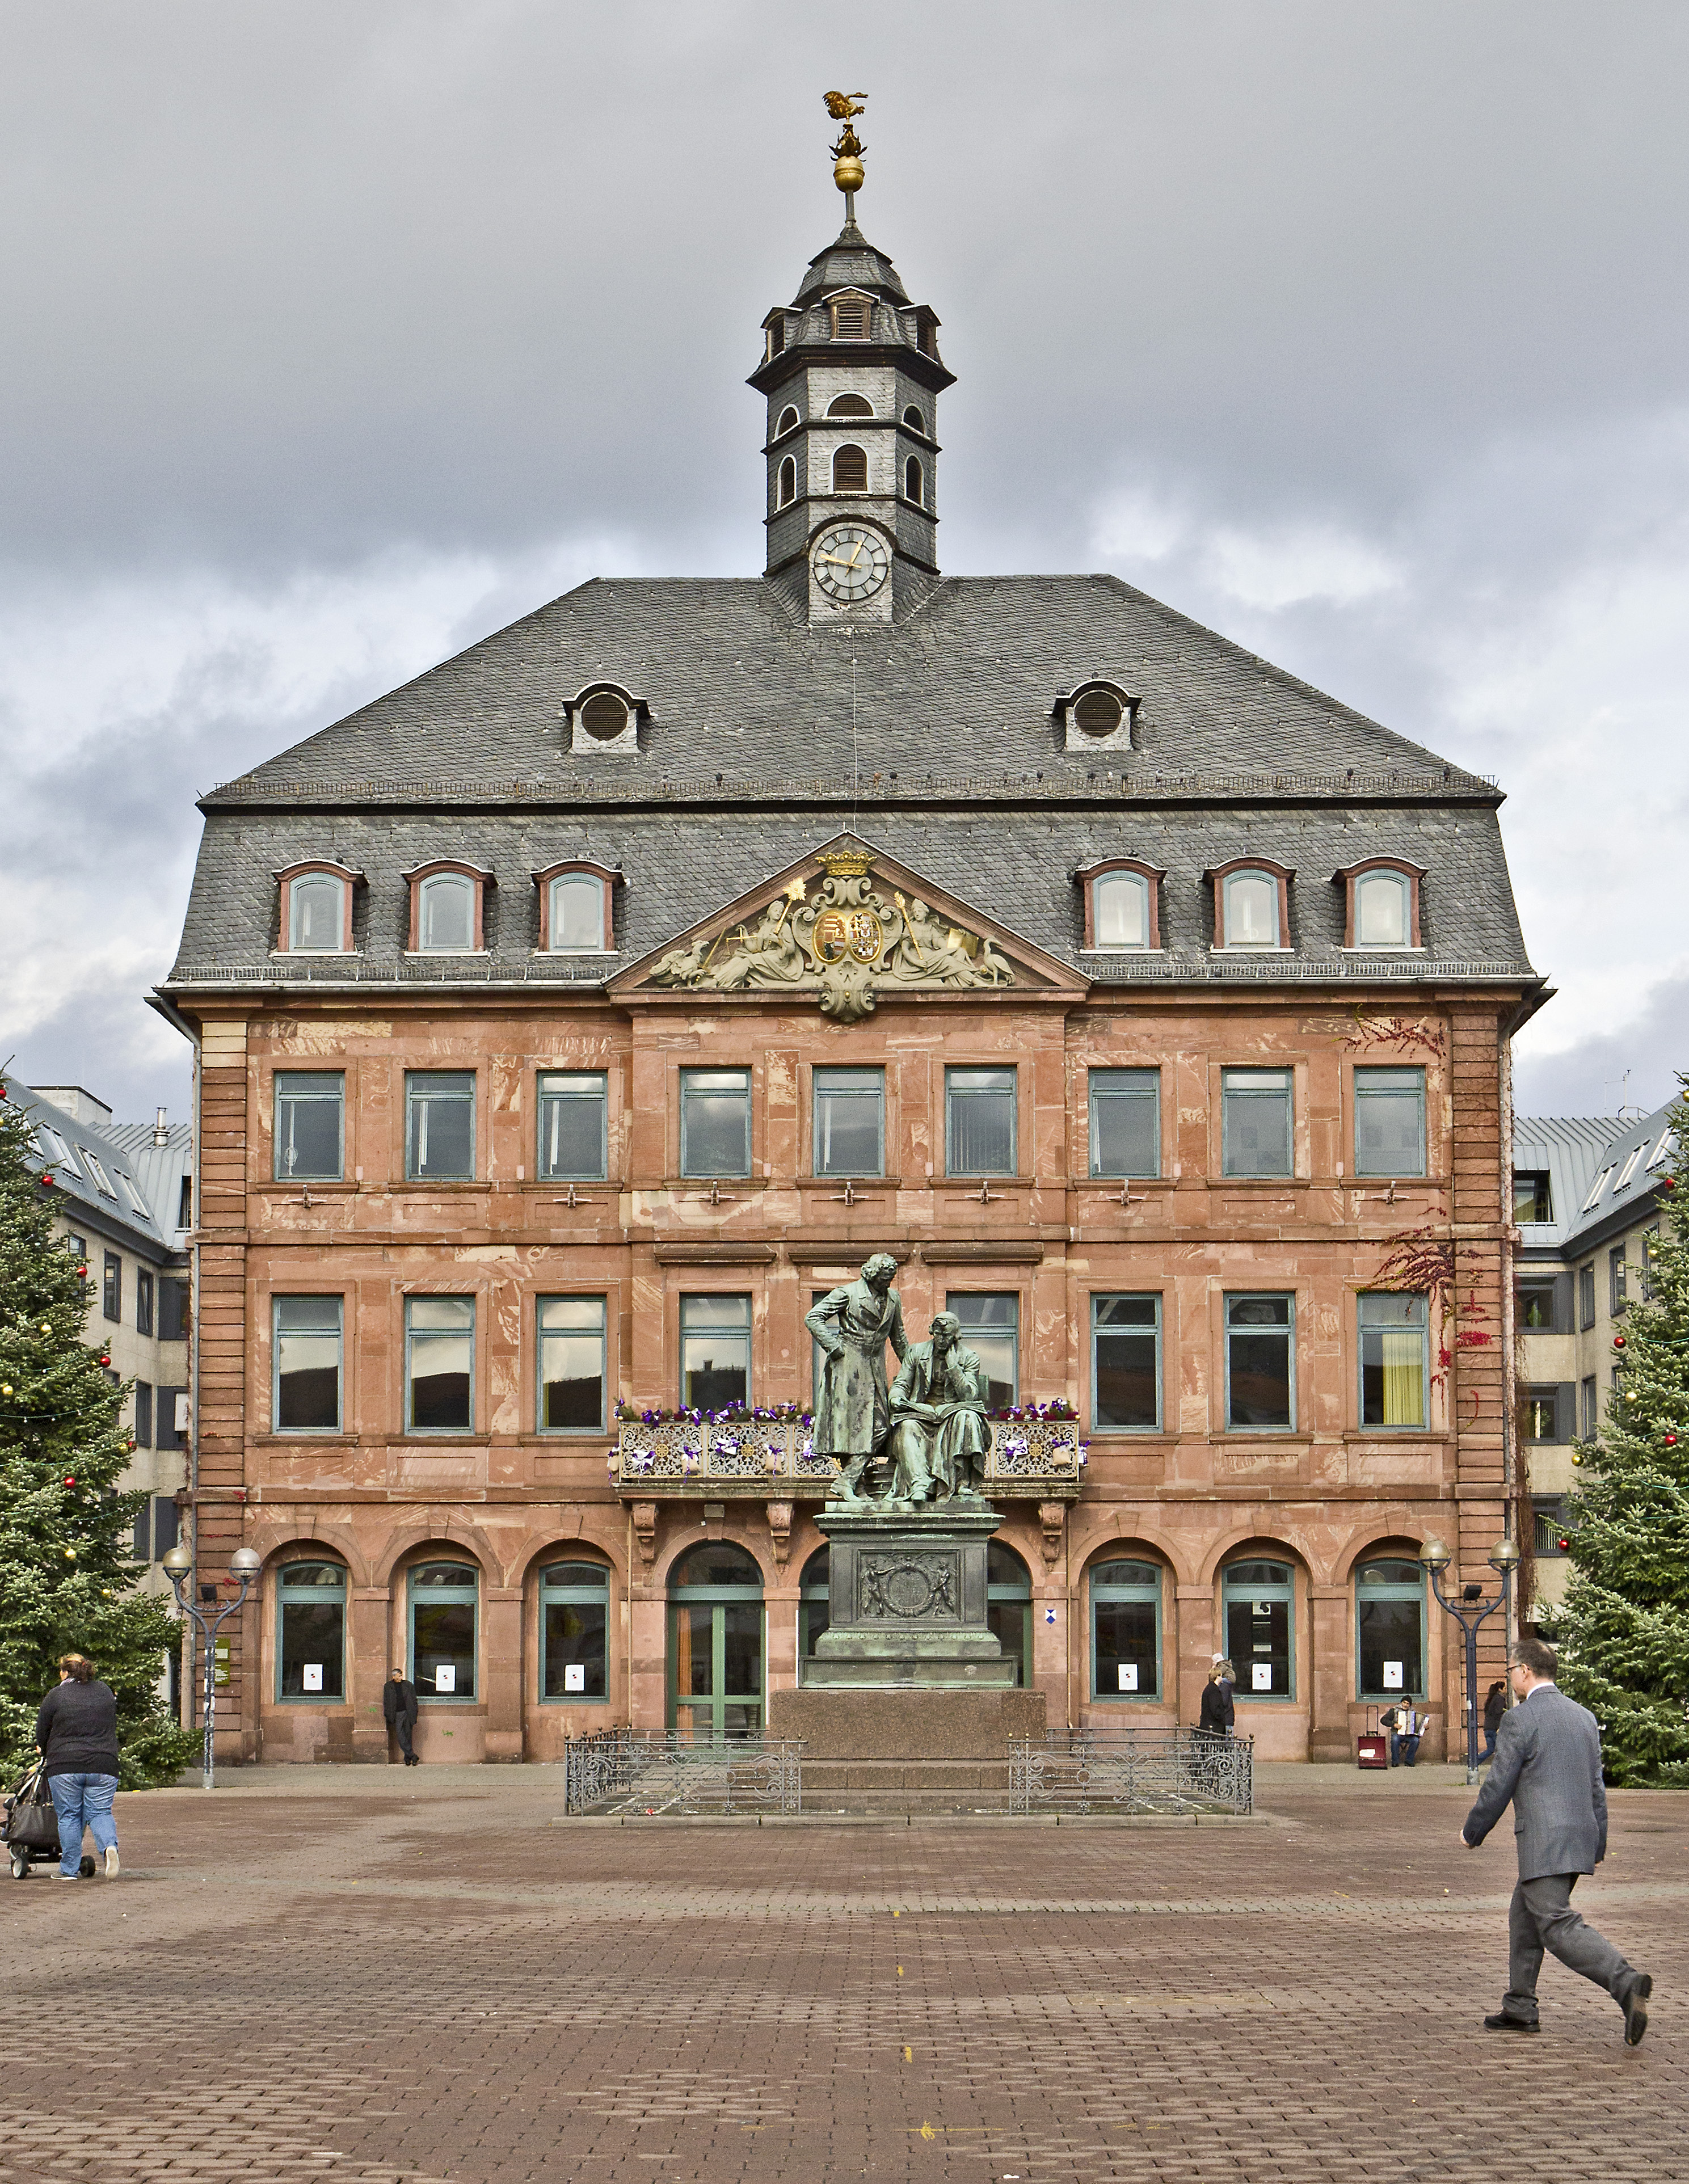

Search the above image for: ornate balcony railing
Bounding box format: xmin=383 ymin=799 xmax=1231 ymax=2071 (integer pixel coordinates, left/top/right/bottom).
xmin=609 ymin=1415 xmax=1084 ymax=1499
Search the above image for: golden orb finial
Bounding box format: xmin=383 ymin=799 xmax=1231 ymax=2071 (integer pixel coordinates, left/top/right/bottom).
xmin=824 ymin=91 xmax=867 ymax=203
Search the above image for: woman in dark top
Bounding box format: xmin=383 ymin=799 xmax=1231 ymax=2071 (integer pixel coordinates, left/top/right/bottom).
xmin=1198 ymin=1664 xmax=1236 ymax=1739
xmin=1477 ymin=1678 xmax=1507 ymax=1765
xmin=35 ymin=1653 xmax=121 ymax=1881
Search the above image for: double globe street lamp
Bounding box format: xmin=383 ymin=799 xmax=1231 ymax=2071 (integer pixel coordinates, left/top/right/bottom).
xmin=161 ymin=1542 xmax=262 ymax=1790
xmin=1418 ymin=1534 xmax=1521 ymax=1786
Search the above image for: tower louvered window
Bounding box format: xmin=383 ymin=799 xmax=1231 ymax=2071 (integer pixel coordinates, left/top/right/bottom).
xmin=831 ymin=296 xmax=871 ymax=339
xmin=832 ymin=445 xmax=868 ymax=493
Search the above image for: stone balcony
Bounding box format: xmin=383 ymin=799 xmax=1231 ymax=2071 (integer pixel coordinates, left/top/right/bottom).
xmin=610 ymin=1415 xmax=1085 ymax=1500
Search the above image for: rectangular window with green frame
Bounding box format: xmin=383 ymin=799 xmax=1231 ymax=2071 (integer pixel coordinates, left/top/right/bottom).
xmin=274 ymin=1295 xmax=344 ymax=1432
xmin=1358 ymin=1292 xmax=1428 ymax=1429
xmin=405 ymin=1296 xmax=473 ymax=1432
xmin=537 ymin=1072 xmax=608 ymax=1181
xmin=1091 ymin=1294 xmax=1161 ymax=1431
xmin=537 ymin=1295 xmax=606 ymax=1432
xmin=1088 ymin=1068 xmax=1160 ymax=1178
xmin=1353 ymin=1066 xmax=1426 ymax=1178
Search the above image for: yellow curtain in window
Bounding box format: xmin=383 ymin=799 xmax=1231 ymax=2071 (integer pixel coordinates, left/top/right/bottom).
xmin=1380 ymin=1329 xmax=1424 ymax=1426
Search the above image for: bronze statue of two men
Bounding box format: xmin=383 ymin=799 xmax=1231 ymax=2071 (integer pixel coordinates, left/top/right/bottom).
xmin=805 ymin=1254 xmax=993 ymax=1506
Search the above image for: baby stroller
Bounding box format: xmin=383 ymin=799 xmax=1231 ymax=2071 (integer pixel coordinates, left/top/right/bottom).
xmin=3 ymin=1761 xmax=94 ymax=1879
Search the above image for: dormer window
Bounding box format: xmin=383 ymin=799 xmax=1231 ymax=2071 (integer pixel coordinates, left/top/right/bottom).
xmin=763 ymin=313 xmax=786 ymax=360
xmin=1076 ymin=858 xmax=1163 ymax=952
xmin=1334 ymin=858 xmax=1425 ymax=951
xmin=405 ymin=862 xmax=490 ymax=954
xmin=567 ymin=683 xmax=642 ymax=757
xmin=832 ymin=444 xmax=868 ymax=492
xmin=581 ymin=693 xmax=627 ymax=740
xmin=535 ymin=861 xmax=617 ymax=954
xmin=774 ymin=404 xmax=799 ymax=437
xmin=1208 ymin=859 xmax=1292 ymax=950
xmin=903 ymin=404 xmax=926 ymax=434
xmin=827 ymin=393 xmax=873 ymax=419
xmin=777 ymin=456 xmax=797 ymax=508
xmin=831 ymin=293 xmax=871 ymax=339
xmin=1056 ymin=682 xmax=1137 ymax=753
xmin=277 ymin=861 xmax=360 ymax=954
xmin=915 ymin=307 xmax=940 ymax=357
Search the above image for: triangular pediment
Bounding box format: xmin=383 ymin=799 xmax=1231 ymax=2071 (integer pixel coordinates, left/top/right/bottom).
xmin=611 ymin=836 xmax=1079 ymax=1022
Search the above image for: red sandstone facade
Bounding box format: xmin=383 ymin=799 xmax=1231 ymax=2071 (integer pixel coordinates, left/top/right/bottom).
xmin=178 ymin=975 xmax=1525 ymax=1766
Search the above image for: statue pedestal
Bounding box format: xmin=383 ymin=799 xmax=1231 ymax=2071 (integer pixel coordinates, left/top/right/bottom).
xmin=802 ymin=1499 xmax=1015 ymax=1689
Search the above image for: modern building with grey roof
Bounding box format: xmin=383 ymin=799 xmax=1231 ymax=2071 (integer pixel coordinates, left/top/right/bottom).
xmin=150 ymin=145 xmax=1548 ymax=1769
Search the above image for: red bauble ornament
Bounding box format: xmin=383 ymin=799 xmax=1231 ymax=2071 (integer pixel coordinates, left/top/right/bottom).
xmin=1613 ymin=1334 xmax=1627 ymax=1351
xmin=98 ymin=1354 xmax=110 ymax=1368
xmin=77 ymin=1263 xmax=89 ymax=1277
xmin=1557 ymin=1535 xmax=1571 ymax=1553
xmin=1667 ymin=1433 xmax=1680 ymax=1449
xmin=38 ymin=1173 xmax=54 ymax=1188
xmin=62 ymin=1475 xmax=75 ymax=1487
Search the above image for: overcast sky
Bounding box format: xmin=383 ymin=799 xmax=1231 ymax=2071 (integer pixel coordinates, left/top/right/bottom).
xmin=4 ymin=2 xmax=1686 ymax=1129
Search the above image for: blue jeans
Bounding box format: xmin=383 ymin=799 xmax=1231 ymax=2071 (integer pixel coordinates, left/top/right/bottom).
xmin=1478 ymin=1730 xmax=1498 ymax=1764
xmin=1390 ymin=1733 xmax=1421 ymax=1768
xmin=49 ymin=1773 xmax=118 ymax=1875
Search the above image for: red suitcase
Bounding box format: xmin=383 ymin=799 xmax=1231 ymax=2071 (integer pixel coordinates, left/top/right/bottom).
xmin=1358 ymin=1709 xmax=1389 ymax=1769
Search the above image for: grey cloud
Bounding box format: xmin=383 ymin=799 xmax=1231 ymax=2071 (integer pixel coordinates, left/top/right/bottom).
xmin=1514 ymin=977 xmax=1689 ymax=1121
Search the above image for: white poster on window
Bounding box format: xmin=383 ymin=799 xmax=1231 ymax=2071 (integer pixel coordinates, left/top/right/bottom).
xmin=434 ymin=1664 xmax=456 ymax=1693
xmin=1382 ymin=1660 xmax=1404 ymax=1689
xmin=1117 ymin=1663 xmax=1138 ymax=1692
xmin=1252 ymin=1662 xmax=1274 ymax=1692
xmin=301 ymin=1663 xmax=323 ymax=1692
xmin=564 ymin=1663 xmax=586 ymax=1692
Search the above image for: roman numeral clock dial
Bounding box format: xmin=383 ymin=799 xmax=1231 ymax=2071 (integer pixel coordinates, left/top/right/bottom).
xmin=811 ymin=524 xmax=890 ymax=602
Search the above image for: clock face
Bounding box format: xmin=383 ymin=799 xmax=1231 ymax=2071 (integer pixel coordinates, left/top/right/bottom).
xmin=812 ymin=525 xmax=890 ymax=602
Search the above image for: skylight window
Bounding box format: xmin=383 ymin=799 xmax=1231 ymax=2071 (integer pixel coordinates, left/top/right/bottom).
xmin=1648 ymin=1131 xmax=1676 ymax=1170
xmin=35 ymin=1124 xmax=75 ymax=1171
xmin=1615 ymin=1145 xmax=1645 ymax=1191
xmin=116 ymin=1171 xmax=151 ymax=1219
xmin=1582 ymin=1167 xmax=1613 ymax=1213
xmin=81 ymin=1149 xmax=117 ymax=1199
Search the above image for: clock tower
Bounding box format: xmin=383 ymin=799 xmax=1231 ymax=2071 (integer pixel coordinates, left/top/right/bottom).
xmin=749 ymin=99 xmax=955 ymax=626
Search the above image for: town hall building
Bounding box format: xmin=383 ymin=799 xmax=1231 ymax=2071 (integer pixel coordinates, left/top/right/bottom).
xmin=155 ymin=140 xmax=1544 ymax=1766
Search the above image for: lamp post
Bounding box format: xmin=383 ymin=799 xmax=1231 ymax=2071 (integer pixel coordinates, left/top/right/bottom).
xmin=162 ymin=1543 xmax=262 ymax=1790
xmin=1419 ymin=1535 xmax=1520 ymax=1786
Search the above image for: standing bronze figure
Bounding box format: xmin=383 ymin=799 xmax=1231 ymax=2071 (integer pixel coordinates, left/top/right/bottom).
xmin=805 ymin=1253 xmax=908 ymax=1502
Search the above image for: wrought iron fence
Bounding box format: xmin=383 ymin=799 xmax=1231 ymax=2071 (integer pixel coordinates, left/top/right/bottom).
xmin=612 ymin=1415 xmax=1083 ymax=1493
xmin=1008 ymin=1728 xmax=1253 ymax=1816
xmin=562 ymin=1730 xmax=805 ymax=1817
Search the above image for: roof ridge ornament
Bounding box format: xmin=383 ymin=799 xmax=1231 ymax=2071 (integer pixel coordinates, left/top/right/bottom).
xmin=824 ymin=90 xmax=867 ymax=229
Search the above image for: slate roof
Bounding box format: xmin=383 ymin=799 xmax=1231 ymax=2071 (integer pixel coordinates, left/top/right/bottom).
xmin=166 ymin=570 xmax=1536 ymax=993
xmin=203 ymin=575 xmax=1492 ymax=808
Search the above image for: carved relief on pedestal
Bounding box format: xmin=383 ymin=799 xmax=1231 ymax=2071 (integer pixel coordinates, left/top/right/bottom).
xmin=855 ymin=1549 xmax=961 ymax=1622
xmin=647 ymin=850 xmax=1016 ymax=1024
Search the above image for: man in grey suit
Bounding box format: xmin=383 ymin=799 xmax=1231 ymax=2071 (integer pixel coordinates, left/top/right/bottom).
xmin=1462 ymin=1634 xmax=1651 ymax=2043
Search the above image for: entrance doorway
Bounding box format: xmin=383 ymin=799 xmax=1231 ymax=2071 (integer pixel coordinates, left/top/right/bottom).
xmin=667 ymin=1542 xmax=764 ymax=1740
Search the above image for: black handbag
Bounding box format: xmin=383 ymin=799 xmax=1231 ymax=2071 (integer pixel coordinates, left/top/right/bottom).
xmin=3 ymin=1770 xmax=61 ymax=1853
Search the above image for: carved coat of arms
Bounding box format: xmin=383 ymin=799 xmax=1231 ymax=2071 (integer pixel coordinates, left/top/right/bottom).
xmin=648 ymin=852 xmax=1014 ymax=1024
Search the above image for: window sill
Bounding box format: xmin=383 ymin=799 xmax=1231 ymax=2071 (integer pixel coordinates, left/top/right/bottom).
xmin=1079 ymin=948 xmax=1166 ymax=958
xmin=271 ymin=950 xmax=362 ymax=961
xmin=393 ymin=1436 xmax=485 ymax=1448
xmin=1340 ymin=947 xmax=1426 ymax=956
xmin=536 ymin=1695 xmax=611 ymax=1705
xmin=1210 ymin=1432 xmax=1306 ymax=1444
xmin=390 ymin=1179 xmax=487 ymax=1191
xmin=258 ymin=1179 xmax=357 ymax=1193
xmin=803 ymin=1174 xmax=902 ymax=1188
xmin=1210 ymin=945 xmax=1293 ymax=955
xmin=1212 ymin=1174 xmax=1300 ymax=1187
xmin=403 ymin=950 xmax=488 ymax=960
xmin=1083 ymin=1174 xmax=1172 ymax=1188
xmin=1345 ymin=1427 xmax=1435 ymax=1440
xmin=932 ymin=1175 xmax=1032 ymax=1190
xmin=532 ymin=950 xmax=620 ymax=960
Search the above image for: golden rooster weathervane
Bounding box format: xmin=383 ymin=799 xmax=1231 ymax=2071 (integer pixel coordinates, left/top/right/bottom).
xmin=824 ymin=91 xmax=867 ymax=217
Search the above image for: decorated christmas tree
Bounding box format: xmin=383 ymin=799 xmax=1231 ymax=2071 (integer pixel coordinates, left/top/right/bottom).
xmin=0 ymin=1086 xmax=196 ymax=1786
xmin=1541 ymin=1087 xmax=1689 ymax=1786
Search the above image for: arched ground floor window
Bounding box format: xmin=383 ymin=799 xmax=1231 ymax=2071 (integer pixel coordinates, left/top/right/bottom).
xmin=1356 ymin=1557 xmax=1427 ymax=1699
xmin=668 ymin=1543 xmax=764 ymax=1740
xmin=987 ymin=1542 xmax=1033 ymax=1687
xmin=277 ymin=1559 xmax=346 ymax=1700
xmin=540 ymin=1557 xmax=610 ymax=1701
xmin=1223 ymin=1559 xmax=1295 ymax=1699
xmin=410 ymin=1561 xmax=478 ymax=1700
xmin=1090 ymin=1557 xmax=1162 ymax=1700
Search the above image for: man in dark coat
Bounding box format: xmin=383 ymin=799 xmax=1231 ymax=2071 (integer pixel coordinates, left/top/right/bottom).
xmin=806 ymin=1253 xmax=908 ymax=1502
xmin=384 ymin=1668 xmax=420 ymax=1765
xmin=1462 ymin=1635 xmax=1650 ymax=2041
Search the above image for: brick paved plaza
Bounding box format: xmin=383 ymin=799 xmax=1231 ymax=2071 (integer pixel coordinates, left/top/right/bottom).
xmin=2 ymin=1768 xmax=1682 ymax=2184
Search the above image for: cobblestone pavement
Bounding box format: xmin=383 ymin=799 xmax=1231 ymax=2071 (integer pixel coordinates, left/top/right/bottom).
xmin=2 ymin=1765 xmax=1682 ymax=2183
